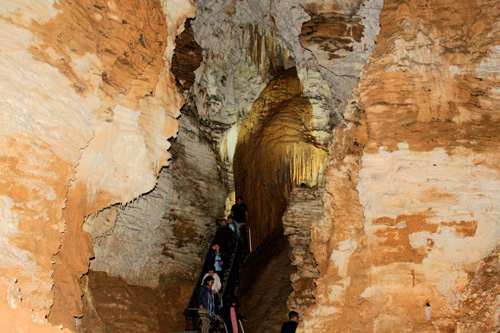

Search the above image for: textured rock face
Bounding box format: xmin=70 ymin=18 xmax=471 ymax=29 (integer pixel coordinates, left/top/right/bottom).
xmin=191 ymin=0 xmax=382 ymax=244
xmin=303 ymin=0 xmax=500 ymax=331
xmin=282 ymin=187 xmax=323 ymax=315
xmin=233 ymin=68 xmax=328 ymax=247
xmin=171 ymin=20 xmax=203 ymax=92
xmin=0 ymin=0 xmax=193 ymax=329
xmin=87 ymin=104 xmax=226 ymax=288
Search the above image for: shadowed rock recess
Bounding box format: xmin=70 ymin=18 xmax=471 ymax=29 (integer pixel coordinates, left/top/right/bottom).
xmin=2 ymin=0 xmax=500 ymax=331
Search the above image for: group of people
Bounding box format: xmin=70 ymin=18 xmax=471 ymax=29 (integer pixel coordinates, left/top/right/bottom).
xmin=196 ymin=196 xmax=300 ymax=333
xmin=197 ymin=196 xmax=249 ymax=333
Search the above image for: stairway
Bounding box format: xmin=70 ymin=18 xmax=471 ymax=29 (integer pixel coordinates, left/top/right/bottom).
xmin=182 ymin=229 xmax=245 ymax=332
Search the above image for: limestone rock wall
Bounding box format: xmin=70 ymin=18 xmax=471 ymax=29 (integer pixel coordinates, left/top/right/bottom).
xmin=303 ymin=0 xmax=500 ymax=331
xmin=87 ymin=102 xmax=226 ymax=288
xmin=0 ymin=0 xmax=193 ymax=329
xmin=282 ymin=186 xmax=323 ymax=315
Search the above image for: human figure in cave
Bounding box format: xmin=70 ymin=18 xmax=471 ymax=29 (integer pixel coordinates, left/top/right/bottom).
xmin=198 ymin=275 xmax=216 ymax=333
xmin=201 ymin=266 xmax=222 ymax=308
xmin=209 ymin=243 xmax=229 ymax=275
xmin=280 ymin=311 xmax=299 ymax=333
xmin=201 ymin=267 xmax=222 ymax=296
xmin=227 ymin=216 xmax=238 ymax=240
xmin=231 ymin=196 xmax=249 ymax=253
xmin=213 ymin=219 xmax=235 ymax=252
xmin=221 ymin=296 xmax=247 ymax=333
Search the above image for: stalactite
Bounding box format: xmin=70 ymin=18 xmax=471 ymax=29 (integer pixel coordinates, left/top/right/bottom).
xmin=233 ymin=68 xmax=327 ymax=248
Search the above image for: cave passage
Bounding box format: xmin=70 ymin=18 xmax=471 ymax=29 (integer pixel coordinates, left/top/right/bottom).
xmin=233 ymin=67 xmax=328 ymax=249
xmin=78 ymin=67 xmax=328 ymax=332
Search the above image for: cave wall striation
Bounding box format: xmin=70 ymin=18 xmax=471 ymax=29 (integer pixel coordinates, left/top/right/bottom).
xmin=0 ymin=0 xmax=193 ymax=329
xmin=282 ymin=186 xmax=323 ymax=315
xmin=303 ymin=0 xmax=500 ymax=331
xmin=86 ymin=103 xmax=226 ymax=289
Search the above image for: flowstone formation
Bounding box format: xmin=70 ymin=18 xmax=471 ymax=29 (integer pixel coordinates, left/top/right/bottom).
xmin=302 ymin=0 xmax=500 ymax=331
xmin=86 ymin=103 xmax=226 ymax=290
xmin=0 ymin=0 xmax=193 ymax=329
xmin=233 ymin=68 xmax=328 ymax=247
xmin=84 ymin=21 xmax=226 ymax=320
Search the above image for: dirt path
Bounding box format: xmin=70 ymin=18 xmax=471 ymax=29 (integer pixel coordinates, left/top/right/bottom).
xmin=238 ymin=228 xmax=293 ymax=332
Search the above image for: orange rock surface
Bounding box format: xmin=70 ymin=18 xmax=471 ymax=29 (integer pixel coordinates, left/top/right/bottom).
xmin=303 ymin=0 xmax=500 ymax=331
xmin=233 ymin=68 xmax=327 ymax=248
xmin=0 ymin=0 xmax=193 ymax=329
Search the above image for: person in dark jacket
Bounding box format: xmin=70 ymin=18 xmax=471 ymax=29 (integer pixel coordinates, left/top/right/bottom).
xmin=231 ymin=196 xmax=249 ymax=253
xmin=280 ymin=311 xmax=299 ymax=333
xmin=208 ymin=243 xmax=229 ymax=275
xmin=198 ymin=276 xmax=216 ymax=333
xmin=213 ymin=219 xmax=235 ymax=252
xmin=222 ymin=297 xmax=246 ymax=333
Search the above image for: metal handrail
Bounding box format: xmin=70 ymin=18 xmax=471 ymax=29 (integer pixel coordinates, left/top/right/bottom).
xmin=220 ymin=240 xmax=239 ymax=302
xmin=185 ymin=308 xmax=228 ymax=333
xmin=184 ymin=227 xmax=242 ymax=331
xmin=184 ymin=241 xmax=219 ymax=311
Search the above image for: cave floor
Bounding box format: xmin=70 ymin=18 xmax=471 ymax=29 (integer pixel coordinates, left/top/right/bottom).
xmin=238 ymin=228 xmax=293 ymax=332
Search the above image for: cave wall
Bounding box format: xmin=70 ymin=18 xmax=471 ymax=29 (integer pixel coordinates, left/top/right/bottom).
xmin=84 ymin=18 xmax=226 ymax=292
xmin=303 ymin=0 xmax=500 ymax=331
xmin=192 ymin=0 xmax=383 ymax=244
xmin=86 ymin=101 xmax=226 ymax=289
xmin=282 ymin=186 xmax=323 ymax=314
xmin=233 ymin=68 xmax=328 ymax=247
xmin=0 ymin=0 xmax=193 ymax=329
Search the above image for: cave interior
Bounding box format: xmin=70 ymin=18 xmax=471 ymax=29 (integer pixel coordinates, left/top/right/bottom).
xmin=2 ymin=0 xmax=500 ymax=332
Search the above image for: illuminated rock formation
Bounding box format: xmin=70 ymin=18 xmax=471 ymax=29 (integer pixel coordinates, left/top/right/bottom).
xmin=302 ymin=0 xmax=500 ymax=331
xmin=4 ymin=0 xmax=500 ymax=331
xmin=233 ymin=68 xmax=328 ymax=247
xmin=0 ymin=0 xmax=193 ymax=329
xmin=192 ymin=0 xmax=382 ymax=244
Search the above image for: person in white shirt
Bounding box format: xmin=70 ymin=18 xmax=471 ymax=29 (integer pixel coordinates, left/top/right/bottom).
xmin=202 ymin=267 xmax=221 ymax=295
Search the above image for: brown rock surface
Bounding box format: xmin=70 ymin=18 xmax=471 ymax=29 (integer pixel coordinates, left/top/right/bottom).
xmin=0 ymin=0 xmax=193 ymax=329
xmin=282 ymin=186 xmax=323 ymax=315
xmin=302 ymin=0 xmax=500 ymax=331
xmin=301 ymin=14 xmax=364 ymax=60
xmin=459 ymin=247 xmax=500 ymax=331
xmin=239 ymin=230 xmax=294 ymax=332
xmin=171 ymin=20 xmax=203 ymax=92
xmin=78 ymin=270 xmax=191 ymax=332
